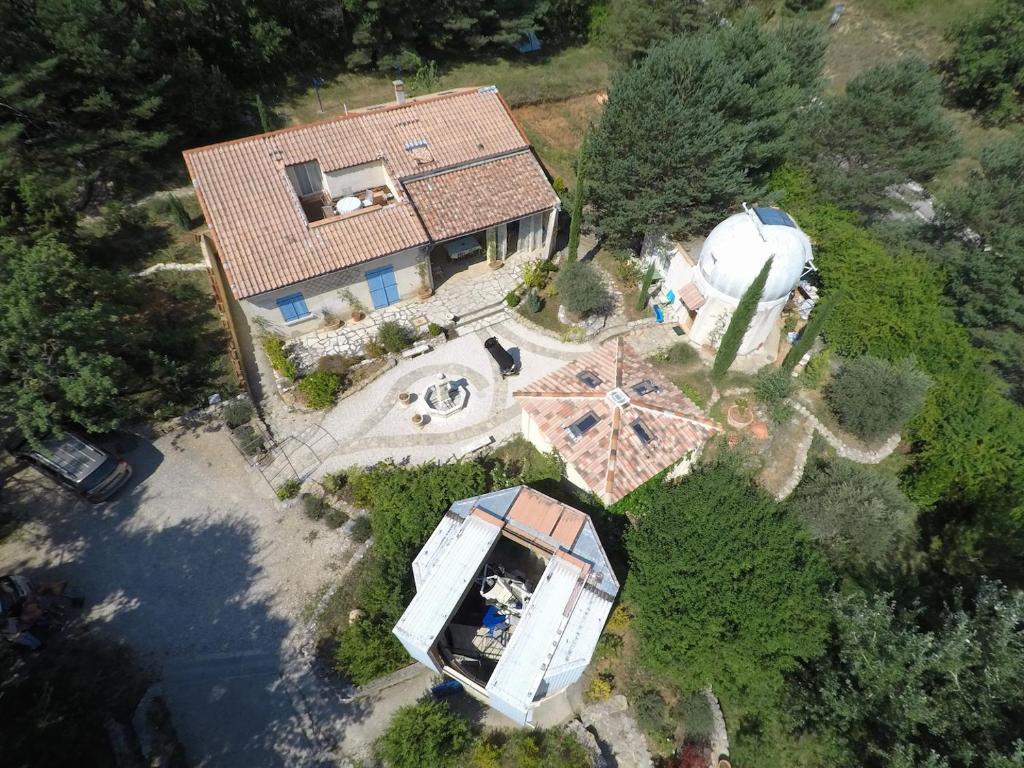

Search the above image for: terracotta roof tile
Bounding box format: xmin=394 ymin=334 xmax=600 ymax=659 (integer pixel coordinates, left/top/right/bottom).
xmin=403 ymin=153 xmax=558 ymax=242
xmin=513 ymin=340 xmax=721 ymax=504
xmin=183 ymin=87 xmax=553 ymax=299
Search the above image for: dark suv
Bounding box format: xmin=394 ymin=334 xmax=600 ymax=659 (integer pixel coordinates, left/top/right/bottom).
xmin=7 ymin=432 xmax=132 ymax=502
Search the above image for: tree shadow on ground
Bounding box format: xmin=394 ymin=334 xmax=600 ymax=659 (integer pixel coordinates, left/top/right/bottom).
xmin=0 ymin=433 xmax=370 ymax=767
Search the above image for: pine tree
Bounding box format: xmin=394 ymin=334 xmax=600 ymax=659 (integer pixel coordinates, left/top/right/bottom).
xmin=712 ymin=257 xmax=773 ymax=380
xmin=565 ymin=135 xmax=587 ymax=262
xmin=781 ymin=290 xmax=837 ymax=373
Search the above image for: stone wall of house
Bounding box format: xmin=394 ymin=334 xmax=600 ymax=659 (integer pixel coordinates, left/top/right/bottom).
xmin=242 ymin=245 xmax=428 ymax=338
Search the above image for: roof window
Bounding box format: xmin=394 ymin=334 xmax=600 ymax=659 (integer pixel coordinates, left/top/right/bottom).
xmin=632 ymin=379 xmax=659 ymax=396
xmin=576 ymin=370 xmax=602 ymax=389
xmin=566 ymin=411 xmax=600 ymax=440
xmin=631 ymin=418 xmax=656 ymax=446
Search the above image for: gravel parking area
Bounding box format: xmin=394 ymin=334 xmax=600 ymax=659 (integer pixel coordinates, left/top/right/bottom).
xmin=0 ymin=424 xmax=415 ymax=767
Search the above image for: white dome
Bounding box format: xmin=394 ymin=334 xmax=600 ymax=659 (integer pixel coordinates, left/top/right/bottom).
xmin=697 ymin=207 xmax=812 ymax=303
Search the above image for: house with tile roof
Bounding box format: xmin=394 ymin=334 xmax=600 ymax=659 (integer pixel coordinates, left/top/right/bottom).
xmin=514 ymin=339 xmax=721 ymax=504
xmin=183 ymin=83 xmax=559 ymax=342
xmin=393 ymin=485 xmax=618 ymax=725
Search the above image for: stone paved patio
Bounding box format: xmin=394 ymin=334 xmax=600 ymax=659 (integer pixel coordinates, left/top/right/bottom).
xmin=291 ymin=251 xmax=530 ymax=370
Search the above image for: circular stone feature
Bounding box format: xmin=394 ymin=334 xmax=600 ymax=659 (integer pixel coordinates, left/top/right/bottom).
xmin=423 ymin=373 xmax=468 ymax=418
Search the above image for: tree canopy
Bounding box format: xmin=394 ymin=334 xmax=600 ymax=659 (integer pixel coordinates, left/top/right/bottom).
xmin=624 ymin=462 xmax=829 ymax=713
xmin=937 ymin=132 xmax=1024 ymax=402
xmin=787 ymin=458 xmax=917 ymax=574
xmin=587 ymin=15 xmax=824 ymax=245
xmin=375 ymin=700 xmax=473 ymax=768
xmin=943 ymin=0 xmax=1024 ymax=124
xmin=825 ymin=355 xmax=930 ymax=441
xmin=795 ymin=583 xmax=1024 ymax=768
xmin=808 ymin=58 xmax=959 ymax=212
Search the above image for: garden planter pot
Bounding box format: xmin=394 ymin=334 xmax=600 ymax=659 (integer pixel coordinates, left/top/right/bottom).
xmin=417 ymin=287 xmax=433 ymax=300
xmin=411 ymin=413 xmax=427 ymax=428
xmin=350 ymin=311 xmax=365 ymax=322
xmin=718 ymin=760 xmax=732 ymax=768
xmin=488 ymin=260 xmax=504 ymax=270
xmin=399 ymin=392 xmax=413 ymax=407
xmin=727 ymin=404 xmax=754 ymax=429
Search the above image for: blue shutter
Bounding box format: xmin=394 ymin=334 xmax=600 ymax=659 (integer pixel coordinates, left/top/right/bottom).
xmin=276 ymin=293 xmax=309 ymax=322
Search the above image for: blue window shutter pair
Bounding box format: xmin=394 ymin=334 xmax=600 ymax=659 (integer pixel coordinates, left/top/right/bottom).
xmin=276 ymin=293 xmax=310 ymax=322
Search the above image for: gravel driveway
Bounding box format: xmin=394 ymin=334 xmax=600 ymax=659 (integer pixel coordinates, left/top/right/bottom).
xmin=0 ymin=424 xmax=426 ymax=767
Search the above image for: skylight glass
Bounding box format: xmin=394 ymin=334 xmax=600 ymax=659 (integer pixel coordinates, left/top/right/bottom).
xmin=631 ymin=418 xmax=656 ymax=446
xmin=576 ymin=370 xmax=602 ymax=389
xmin=567 ymin=411 xmax=600 ymax=440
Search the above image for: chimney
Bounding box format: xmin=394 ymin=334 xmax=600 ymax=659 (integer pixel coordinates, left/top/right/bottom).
xmin=393 ymin=80 xmax=407 ymax=105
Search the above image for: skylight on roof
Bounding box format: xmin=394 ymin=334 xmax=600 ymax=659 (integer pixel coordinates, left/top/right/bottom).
xmin=632 ymin=379 xmax=659 ymax=396
xmin=631 ymin=418 xmax=656 ymax=446
xmin=753 ymin=207 xmax=796 ymax=228
xmin=576 ymin=370 xmax=602 ymax=389
xmin=566 ymin=411 xmax=600 ymax=440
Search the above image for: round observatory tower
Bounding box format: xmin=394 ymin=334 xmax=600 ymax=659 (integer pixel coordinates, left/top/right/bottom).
xmin=688 ymin=206 xmax=812 ymax=356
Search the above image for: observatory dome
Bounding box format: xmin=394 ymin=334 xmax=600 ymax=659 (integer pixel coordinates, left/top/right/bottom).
xmin=697 ymin=207 xmax=812 ymax=303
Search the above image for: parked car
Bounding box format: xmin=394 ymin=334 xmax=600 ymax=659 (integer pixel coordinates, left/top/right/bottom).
xmin=6 ymin=431 xmax=132 ymax=502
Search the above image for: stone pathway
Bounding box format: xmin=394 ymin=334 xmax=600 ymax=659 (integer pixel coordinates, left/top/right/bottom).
xmin=135 ymin=261 xmax=208 ymax=277
xmin=771 ymin=399 xmax=901 ymax=500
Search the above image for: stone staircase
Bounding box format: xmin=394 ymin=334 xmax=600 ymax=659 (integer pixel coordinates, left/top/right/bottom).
xmin=580 ymin=695 xmax=654 ymax=768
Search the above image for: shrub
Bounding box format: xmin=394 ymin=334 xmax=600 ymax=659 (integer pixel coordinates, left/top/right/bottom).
xmin=782 ymin=292 xmax=838 ymax=373
xmin=524 ymin=290 xmax=542 ymax=314
xmin=324 ymin=507 xmax=350 ymax=529
xmin=799 ymin=348 xmax=831 ymax=389
xmin=555 ymin=260 xmax=611 ymax=317
xmin=615 ymin=255 xmax=643 ymax=285
xmin=322 ymin=470 xmax=348 ymax=496
xmin=222 ymin=399 xmax=254 ymax=429
xmin=594 ymin=632 xmax=623 ymax=661
xmin=317 ymin=354 xmax=358 ymax=378
xmin=660 ymin=342 xmax=698 ymax=366
xmin=364 ymin=339 xmax=386 ymax=358
xmin=678 ymin=693 xmax=715 ymax=741
xmin=504 ymin=290 xmax=521 ymax=308
xmin=632 ymin=689 xmax=672 ymax=739
xmin=302 ymin=492 xmax=329 ymax=521
xmin=165 ymin=194 xmax=191 ymax=230
xmin=335 ymin=617 xmax=410 ymax=686
xmin=825 ymin=355 xmax=930 ymax=440
xmin=260 ymin=335 xmax=297 ymax=379
xmin=376 ymin=321 xmax=414 ymax=354
xmin=787 ymin=457 xmax=917 ymax=571
xmin=754 ymin=367 xmax=793 ymax=408
xmin=276 ymin=478 xmax=301 ymax=500
xmin=297 ymin=370 xmax=342 ymax=409
xmin=606 ymin=604 xmax=632 ymax=632
xmin=521 ymin=258 xmax=549 ymax=290
xmin=427 ymin=322 xmax=444 ymax=337
xmin=785 ymin=0 xmax=826 ymax=9
xmin=232 ymin=424 xmax=264 ymax=456
xmin=350 ymin=515 xmax=372 ymax=542
xmin=472 ymin=730 xmax=590 ymax=768
xmin=586 ymin=674 xmax=614 ymax=702
xmin=375 ymin=700 xmax=472 ymax=768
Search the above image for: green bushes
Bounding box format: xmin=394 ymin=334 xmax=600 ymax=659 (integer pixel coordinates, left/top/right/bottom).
xmin=276 ymin=478 xmax=301 ymax=500
xmin=504 ymin=290 xmax=521 ymax=308
xmin=376 ymin=321 xmax=415 ymax=354
xmin=165 ymin=194 xmax=191 ymax=230
xmin=322 ymin=470 xmax=349 ymax=497
xmin=799 ymin=349 xmax=831 ymax=389
xmin=659 ymin=342 xmax=699 ymax=365
xmin=324 ymin=507 xmax=349 ymax=529
xmin=555 ymin=260 xmax=611 ymax=317
xmin=334 ymin=616 xmax=410 ymax=687
xmin=427 ymin=322 xmax=444 ymax=337
xmin=260 ymin=335 xmax=297 ymax=379
xmin=524 ymin=290 xmax=542 ymax=314
xmin=302 ymin=492 xmax=331 ymax=521
xmin=632 ymin=688 xmax=672 ymax=740
xmin=754 ymin=368 xmax=794 ymax=424
xmin=375 ymin=700 xmax=473 ymax=768
xmin=297 ymin=370 xmax=342 ymax=409
xmin=350 ymin=515 xmax=372 ymax=542
xmin=787 ymin=458 xmax=917 ymax=572
xmin=825 ymin=356 xmax=930 ymax=441
xmin=222 ymin=399 xmax=254 ymax=429
xmin=521 ymin=258 xmax=554 ymax=290
xmin=232 ymin=424 xmax=265 ymax=456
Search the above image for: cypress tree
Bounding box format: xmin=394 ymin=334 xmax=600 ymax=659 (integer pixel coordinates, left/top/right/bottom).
xmin=255 ymin=95 xmax=273 ymax=133
xmin=636 ymin=260 xmax=656 ymax=311
xmin=566 ymin=135 xmax=588 ymax=262
xmin=712 ymin=257 xmax=773 ymax=380
xmin=781 ymin=291 xmax=838 ymax=373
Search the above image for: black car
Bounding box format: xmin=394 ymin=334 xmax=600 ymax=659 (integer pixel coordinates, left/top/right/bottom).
xmin=7 ymin=432 xmax=132 ymax=502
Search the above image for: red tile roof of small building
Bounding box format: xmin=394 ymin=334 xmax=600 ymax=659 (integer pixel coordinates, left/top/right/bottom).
xmin=514 ymin=339 xmax=721 ymax=504
xmin=183 ymin=87 xmax=555 ymax=299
